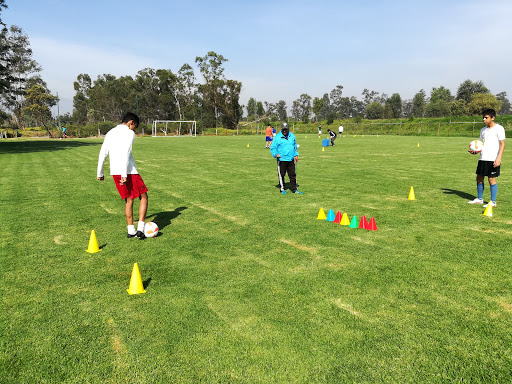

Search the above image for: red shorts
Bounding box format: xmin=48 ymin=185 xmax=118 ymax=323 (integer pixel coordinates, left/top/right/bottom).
xmin=112 ymin=174 xmax=148 ymax=200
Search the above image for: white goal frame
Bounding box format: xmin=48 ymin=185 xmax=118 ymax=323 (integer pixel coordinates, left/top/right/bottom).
xmin=151 ymin=120 xmax=197 ymax=137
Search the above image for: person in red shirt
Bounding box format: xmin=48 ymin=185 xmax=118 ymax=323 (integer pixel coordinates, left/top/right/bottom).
xmin=265 ymin=124 xmax=273 ymax=148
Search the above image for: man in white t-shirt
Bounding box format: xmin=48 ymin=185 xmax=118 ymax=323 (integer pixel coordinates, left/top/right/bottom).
xmin=97 ymin=112 xmax=149 ymax=239
xmin=468 ymin=109 xmax=505 ymax=207
xmin=338 ymin=124 xmax=344 ymax=136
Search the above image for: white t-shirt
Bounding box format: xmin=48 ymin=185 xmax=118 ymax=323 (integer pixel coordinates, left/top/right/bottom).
xmin=338 ymin=125 xmax=344 ymax=134
xmin=97 ymin=124 xmax=139 ymax=178
xmin=479 ymin=123 xmax=506 ymax=161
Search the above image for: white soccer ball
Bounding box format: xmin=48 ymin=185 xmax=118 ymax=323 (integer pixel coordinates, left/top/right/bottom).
xmin=469 ymin=140 xmax=484 ymax=153
xmin=144 ymin=222 xmax=159 ymax=238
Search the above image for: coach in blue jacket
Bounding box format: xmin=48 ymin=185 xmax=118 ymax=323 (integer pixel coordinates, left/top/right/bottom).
xmin=270 ymin=122 xmax=303 ymax=194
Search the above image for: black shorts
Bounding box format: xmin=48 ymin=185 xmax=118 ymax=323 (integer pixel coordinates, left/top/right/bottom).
xmin=476 ymin=160 xmax=500 ymax=178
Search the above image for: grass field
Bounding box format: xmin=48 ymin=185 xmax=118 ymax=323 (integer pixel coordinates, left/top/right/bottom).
xmin=1 ymin=134 xmax=512 ymax=383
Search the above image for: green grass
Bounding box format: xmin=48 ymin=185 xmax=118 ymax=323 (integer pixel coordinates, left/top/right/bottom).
xmin=1 ymin=134 xmax=512 ymax=383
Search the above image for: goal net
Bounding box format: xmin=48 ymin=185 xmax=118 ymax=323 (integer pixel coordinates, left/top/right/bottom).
xmin=151 ymin=120 xmax=197 ymax=137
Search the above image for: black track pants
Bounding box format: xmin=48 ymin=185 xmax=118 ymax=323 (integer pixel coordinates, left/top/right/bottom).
xmin=277 ymin=159 xmax=297 ymax=192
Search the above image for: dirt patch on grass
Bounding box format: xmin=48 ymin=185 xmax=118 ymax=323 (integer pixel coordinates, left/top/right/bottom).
xmin=280 ymin=239 xmax=317 ymax=254
xmin=53 ymin=235 xmax=66 ymax=245
xmin=332 ymin=299 xmax=361 ymax=317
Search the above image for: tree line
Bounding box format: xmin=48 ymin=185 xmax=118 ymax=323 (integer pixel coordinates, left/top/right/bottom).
xmin=1 ymin=0 xmax=511 ymax=137
xmin=249 ymin=81 xmax=511 ymax=125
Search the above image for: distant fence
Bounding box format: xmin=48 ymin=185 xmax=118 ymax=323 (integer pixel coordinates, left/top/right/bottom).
xmin=5 ymin=119 xmax=509 ymax=139
xmin=204 ymin=120 xmax=497 ymax=137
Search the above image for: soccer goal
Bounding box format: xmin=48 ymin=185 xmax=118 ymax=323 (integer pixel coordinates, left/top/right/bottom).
xmin=151 ymin=120 xmax=197 ymax=137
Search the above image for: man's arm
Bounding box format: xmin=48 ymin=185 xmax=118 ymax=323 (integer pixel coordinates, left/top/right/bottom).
xmin=494 ymin=140 xmax=505 ymax=167
xmin=96 ymin=139 xmax=109 ymax=180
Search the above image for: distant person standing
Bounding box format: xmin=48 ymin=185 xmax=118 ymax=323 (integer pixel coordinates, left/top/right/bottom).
xmin=62 ymin=126 xmax=68 ymax=138
xmin=97 ymin=112 xmax=149 ymax=239
xmin=338 ymin=124 xmax=344 ymax=136
xmin=265 ymin=124 xmax=273 ymax=148
xmin=468 ymin=108 xmax=505 ymax=207
xmin=318 ymin=124 xmax=322 ymax=138
xmin=272 ymin=126 xmax=276 ymax=137
xmin=271 ymin=122 xmax=302 ymax=195
xmin=327 ymin=129 xmax=337 ymax=146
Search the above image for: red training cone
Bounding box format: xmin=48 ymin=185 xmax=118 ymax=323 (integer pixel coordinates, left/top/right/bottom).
xmin=333 ymin=211 xmax=342 ymax=224
xmin=367 ymin=217 xmax=378 ymax=231
xmin=358 ymin=215 xmax=368 ymax=229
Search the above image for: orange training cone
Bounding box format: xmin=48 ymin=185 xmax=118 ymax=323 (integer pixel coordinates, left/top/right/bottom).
xmin=483 ymin=204 xmax=493 ymax=217
xmin=317 ymin=208 xmax=327 ymax=220
xmin=358 ymin=215 xmax=368 ymax=229
xmin=333 ymin=211 xmax=342 ymax=224
xmin=367 ymin=217 xmax=378 ymax=231
xmin=127 ymin=263 xmax=146 ymax=295
xmin=340 ymin=213 xmax=350 ymax=225
xmin=85 ymin=230 xmax=101 ymax=253
xmin=408 ymin=187 xmax=416 ymax=200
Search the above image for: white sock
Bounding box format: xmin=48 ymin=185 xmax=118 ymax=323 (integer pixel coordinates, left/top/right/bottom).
xmin=127 ymin=225 xmax=136 ymax=235
xmin=137 ymin=221 xmax=145 ymax=232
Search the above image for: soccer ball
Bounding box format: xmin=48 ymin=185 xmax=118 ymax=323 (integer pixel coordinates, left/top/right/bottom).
xmin=144 ymin=222 xmax=159 ymax=238
xmin=469 ymin=140 xmax=484 ymax=153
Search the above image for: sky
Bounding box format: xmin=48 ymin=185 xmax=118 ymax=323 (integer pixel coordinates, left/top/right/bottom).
xmin=3 ymin=0 xmax=512 ymax=115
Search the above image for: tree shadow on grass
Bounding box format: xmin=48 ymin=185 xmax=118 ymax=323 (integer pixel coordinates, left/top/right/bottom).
xmin=148 ymin=206 xmax=187 ymax=231
xmin=441 ymin=188 xmax=475 ymax=201
xmin=0 ymin=140 xmax=101 ymax=154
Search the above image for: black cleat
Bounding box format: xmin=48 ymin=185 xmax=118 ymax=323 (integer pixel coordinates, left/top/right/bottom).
xmin=127 ymin=230 xmax=146 ymax=239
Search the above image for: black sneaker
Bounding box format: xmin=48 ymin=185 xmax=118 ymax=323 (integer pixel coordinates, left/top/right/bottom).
xmin=127 ymin=231 xmax=145 ymax=239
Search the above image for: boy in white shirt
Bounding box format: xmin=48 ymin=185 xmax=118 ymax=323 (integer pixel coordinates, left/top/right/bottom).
xmin=97 ymin=112 xmax=149 ymax=239
xmin=468 ymin=109 xmax=505 ymax=207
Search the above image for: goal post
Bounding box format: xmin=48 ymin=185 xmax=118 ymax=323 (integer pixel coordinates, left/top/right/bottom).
xmin=151 ymin=120 xmax=197 ymax=137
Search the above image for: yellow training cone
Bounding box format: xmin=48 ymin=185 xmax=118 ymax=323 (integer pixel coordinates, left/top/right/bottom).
xmin=483 ymin=204 xmax=493 ymax=217
xmin=322 ymin=147 xmax=325 ymax=152
xmin=247 ymin=144 xmax=250 ymax=148
xmin=408 ymin=187 xmax=416 ymax=200
xmin=85 ymin=230 xmax=101 ymax=253
xmin=317 ymin=208 xmax=327 ymax=220
xmin=417 ymin=143 xmax=420 ymax=147
xmin=340 ymin=213 xmax=350 ymax=225
xmin=127 ymin=263 xmax=146 ymax=295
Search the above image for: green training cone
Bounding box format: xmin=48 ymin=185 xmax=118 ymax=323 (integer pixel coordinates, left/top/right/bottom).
xmin=349 ymin=215 xmax=358 ymax=228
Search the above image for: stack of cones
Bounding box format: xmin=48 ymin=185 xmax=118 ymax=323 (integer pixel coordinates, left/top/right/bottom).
xmin=316 ymin=209 xmax=378 ymax=231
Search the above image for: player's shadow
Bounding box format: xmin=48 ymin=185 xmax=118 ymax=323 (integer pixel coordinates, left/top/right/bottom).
xmin=441 ymin=188 xmax=475 ymax=201
xmin=149 ymin=206 xmax=187 ymax=231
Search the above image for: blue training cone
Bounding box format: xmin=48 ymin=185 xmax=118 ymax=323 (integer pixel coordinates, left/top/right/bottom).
xmin=326 ymin=209 xmax=335 ymax=222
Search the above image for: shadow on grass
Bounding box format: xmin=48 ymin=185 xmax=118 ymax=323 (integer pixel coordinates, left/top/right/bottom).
xmin=143 ymin=277 xmax=152 ymax=290
xmin=0 ymin=139 xmax=101 ymax=154
xmin=150 ymin=206 xmax=187 ymax=231
xmin=441 ymin=188 xmax=475 ymax=201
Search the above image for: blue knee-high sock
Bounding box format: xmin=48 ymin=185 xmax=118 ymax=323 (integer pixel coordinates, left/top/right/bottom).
xmin=490 ymin=184 xmax=497 ymax=202
xmin=477 ymin=183 xmax=484 ymax=200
